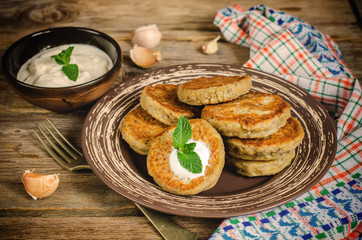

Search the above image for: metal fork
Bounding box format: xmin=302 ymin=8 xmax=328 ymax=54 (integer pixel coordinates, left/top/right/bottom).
xmin=32 ymin=119 xmax=197 ymax=240
xmin=33 ymin=119 xmax=91 ymax=171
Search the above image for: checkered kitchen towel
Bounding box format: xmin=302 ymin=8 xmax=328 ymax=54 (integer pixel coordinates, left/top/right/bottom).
xmin=210 ymin=5 xmax=362 ymax=240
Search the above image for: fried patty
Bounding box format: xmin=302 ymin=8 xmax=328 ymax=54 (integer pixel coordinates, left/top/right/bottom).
xmin=226 ymin=117 xmax=304 ymax=160
xmin=177 ymin=75 xmax=252 ymax=105
xmin=229 ymin=150 xmax=295 ymax=177
xmin=201 ymin=91 xmax=291 ymax=138
xmin=140 ymin=84 xmax=200 ymax=125
xmin=147 ymin=119 xmax=225 ymax=195
xmin=120 ymin=106 xmax=168 ymax=155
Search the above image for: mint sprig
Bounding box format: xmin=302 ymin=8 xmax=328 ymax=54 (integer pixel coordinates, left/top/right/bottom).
xmin=51 ymin=46 xmax=73 ymax=65
xmin=62 ymin=64 xmax=79 ymax=82
xmin=172 ymin=116 xmax=202 ymax=174
xmin=51 ymin=46 xmax=79 ymax=82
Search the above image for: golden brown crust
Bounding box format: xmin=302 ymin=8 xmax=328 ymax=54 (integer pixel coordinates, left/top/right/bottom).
xmin=229 ymin=150 xmax=295 ymax=177
xmin=177 ymin=75 xmax=252 ymax=105
xmin=226 ymin=117 xmax=304 ymax=160
xmin=180 ymin=75 xmax=249 ymax=89
xmin=140 ymin=84 xmax=200 ymax=125
xmin=147 ymin=119 xmax=225 ymax=195
xmin=120 ymin=107 xmax=168 ymax=155
xmin=201 ymin=91 xmax=291 ymax=138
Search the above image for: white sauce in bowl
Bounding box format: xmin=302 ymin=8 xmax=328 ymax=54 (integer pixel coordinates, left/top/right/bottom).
xmin=17 ymin=44 xmax=113 ymax=87
xmin=169 ymin=139 xmax=211 ymax=180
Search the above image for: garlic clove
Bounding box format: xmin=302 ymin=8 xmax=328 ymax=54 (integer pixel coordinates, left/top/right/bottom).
xmin=22 ymin=170 xmax=59 ymax=200
xmin=131 ymin=24 xmax=162 ymax=49
xmin=130 ymin=44 xmax=162 ymax=68
xmin=202 ymin=35 xmax=221 ymax=55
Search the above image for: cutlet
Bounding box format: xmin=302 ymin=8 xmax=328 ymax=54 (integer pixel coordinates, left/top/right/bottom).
xmin=226 ymin=117 xmax=304 ymax=160
xmin=201 ymin=91 xmax=291 ymax=138
xmin=140 ymin=84 xmax=200 ymax=125
xmin=229 ymin=150 xmax=295 ymax=177
xmin=147 ymin=119 xmax=225 ymax=195
xmin=177 ymin=75 xmax=252 ymax=105
xmin=120 ymin=106 xmax=168 ymax=155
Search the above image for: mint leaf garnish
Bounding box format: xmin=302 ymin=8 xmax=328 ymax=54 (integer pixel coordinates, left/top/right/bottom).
xmin=177 ymin=151 xmax=202 ymax=174
xmin=62 ymin=64 xmax=79 ymax=82
xmin=182 ymin=142 xmax=196 ymax=153
xmin=51 ymin=46 xmax=73 ymax=65
xmin=172 ymin=116 xmax=202 ymax=174
xmin=173 ymin=116 xmax=192 ymax=149
xmin=51 ymin=46 xmax=79 ymax=81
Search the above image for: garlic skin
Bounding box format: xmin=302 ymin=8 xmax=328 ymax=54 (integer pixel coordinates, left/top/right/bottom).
xmin=131 ymin=24 xmax=162 ymax=49
xmin=202 ymin=35 xmax=221 ymax=55
xmin=130 ymin=44 xmax=162 ymax=68
xmin=22 ymin=170 xmax=59 ymax=200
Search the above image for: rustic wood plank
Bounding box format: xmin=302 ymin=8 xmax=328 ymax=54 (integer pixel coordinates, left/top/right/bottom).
xmin=0 ymin=217 xmax=221 ymax=239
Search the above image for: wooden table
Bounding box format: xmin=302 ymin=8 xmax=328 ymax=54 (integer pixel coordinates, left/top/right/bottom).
xmin=1 ymin=1 xmax=361 ymax=239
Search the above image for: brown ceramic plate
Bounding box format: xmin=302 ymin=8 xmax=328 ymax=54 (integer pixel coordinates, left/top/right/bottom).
xmin=82 ymin=63 xmax=337 ymax=218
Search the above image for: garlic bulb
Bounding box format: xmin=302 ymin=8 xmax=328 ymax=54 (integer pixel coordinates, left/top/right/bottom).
xmin=202 ymin=35 xmax=221 ymax=55
xmin=131 ymin=24 xmax=162 ymax=49
xmin=22 ymin=170 xmax=59 ymax=200
xmin=130 ymin=44 xmax=162 ymax=68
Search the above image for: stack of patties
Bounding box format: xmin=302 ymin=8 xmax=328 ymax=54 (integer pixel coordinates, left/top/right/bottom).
xmin=120 ymin=73 xmax=303 ymax=196
xmin=226 ymin=117 xmax=305 ymax=177
xmin=201 ymin=91 xmax=305 ymax=177
xmin=121 ymin=75 xmax=252 ymax=195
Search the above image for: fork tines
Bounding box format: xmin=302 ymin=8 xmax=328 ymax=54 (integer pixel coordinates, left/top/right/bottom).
xmin=33 ymin=119 xmax=83 ymax=164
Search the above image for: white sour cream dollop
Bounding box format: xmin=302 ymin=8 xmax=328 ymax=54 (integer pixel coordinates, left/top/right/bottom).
xmin=17 ymin=44 xmax=113 ymax=87
xmin=169 ymin=139 xmax=211 ymax=179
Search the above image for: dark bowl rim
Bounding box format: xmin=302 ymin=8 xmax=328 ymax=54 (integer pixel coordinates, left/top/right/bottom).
xmin=2 ymin=26 xmax=122 ymax=90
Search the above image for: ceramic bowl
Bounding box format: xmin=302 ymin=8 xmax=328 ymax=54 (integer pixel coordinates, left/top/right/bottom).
xmin=2 ymin=27 xmax=122 ymax=112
